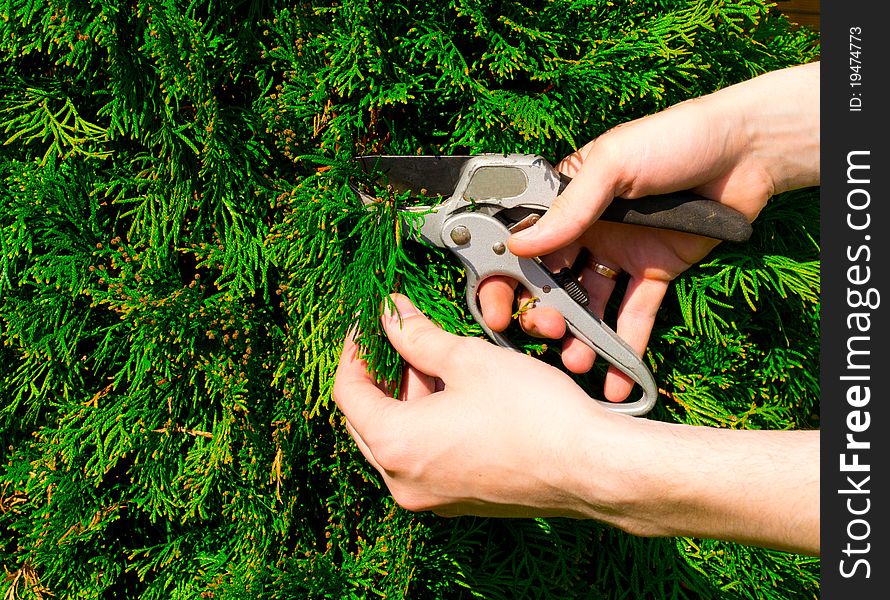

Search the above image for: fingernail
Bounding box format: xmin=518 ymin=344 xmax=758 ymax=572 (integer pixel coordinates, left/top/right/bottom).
xmin=384 ymin=294 xmax=419 ymax=323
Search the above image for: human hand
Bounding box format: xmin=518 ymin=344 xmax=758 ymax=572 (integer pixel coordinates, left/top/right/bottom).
xmin=332 ymin=294 xmax=820 ymax=555
xmin=333 ymin=293 xmax=637 ymax=519
xmin=479 ymin=62 xmax=820 ymax=402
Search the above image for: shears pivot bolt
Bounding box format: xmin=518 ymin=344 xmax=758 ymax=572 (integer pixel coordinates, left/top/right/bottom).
xmin=450 ymin=225 xmax=471 ymax=245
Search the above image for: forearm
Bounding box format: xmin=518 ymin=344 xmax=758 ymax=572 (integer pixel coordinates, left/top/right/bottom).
xmin=578 ymin=417 xmax=820 ymax=555
xmin=571 ymin=62 xmax=820 ymax=227
xmin=708 ymin=61 xmax=821 ymax=199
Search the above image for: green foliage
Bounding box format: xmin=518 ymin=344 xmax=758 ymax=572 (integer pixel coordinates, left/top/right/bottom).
xmin=1 ymin=0 xmax=818 ymax=598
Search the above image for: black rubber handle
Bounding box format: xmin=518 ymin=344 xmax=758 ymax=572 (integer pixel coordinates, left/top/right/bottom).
xmin=599 ymin=192 xmax=753 ymax=243
xmin=558 ymin=174 xmax=752 ymax=243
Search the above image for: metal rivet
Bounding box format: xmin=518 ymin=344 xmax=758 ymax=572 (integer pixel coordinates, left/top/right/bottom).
xmin=449 ymin=225 xmax=471 ymax=245
xmin=542 ymin=285 xmax=551 ymax=293
xmin=492 ymin=242 xmax=506 ymax=255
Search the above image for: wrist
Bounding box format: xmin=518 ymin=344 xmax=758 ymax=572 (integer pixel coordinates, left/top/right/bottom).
xmin=568 ymin=411 xmax=667 ymax=531
xmin=711 ymin=62 xmax=820 ymax=201
xmin=574 ymin=413 xmax=819 ymax=554
xmin=582 ymin=418 xmax=712 ymax=537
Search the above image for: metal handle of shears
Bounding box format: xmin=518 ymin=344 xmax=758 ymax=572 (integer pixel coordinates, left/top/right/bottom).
xmin=353 ymin=153 xmax=754 ymax=416
xmin=440 ymin=210 xmax=658 ymax=416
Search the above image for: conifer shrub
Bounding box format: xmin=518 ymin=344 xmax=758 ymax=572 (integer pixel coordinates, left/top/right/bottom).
xmin=1 ymin=1 xmax=819 ymax=598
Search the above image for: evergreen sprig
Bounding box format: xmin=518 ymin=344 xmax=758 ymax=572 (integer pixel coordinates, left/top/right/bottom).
xmin=2 ymin=1 xmax=819 ymax=598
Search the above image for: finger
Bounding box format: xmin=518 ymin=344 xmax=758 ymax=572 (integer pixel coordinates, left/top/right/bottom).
xmin=560 ymin=335 xmax=595 ymax=373
xmin=517 ymin=288 xmax=566 ymax=339
xmin=382 ymin=293 xmax=465 ymax=380
xmin=344 ymin=416 xmax=403 ymax=496
xmin=553 ymin=256 xmax=617 ymax=372
xmin=508 ymin=141 xmax=622 ymax=258
xmin=343 ymin=415 xmax=384 ymax=472
xmin=555 ymin=146 xmax=587 ymax=178
xmin=579 ymin=262 xmax=618 ymax=319
xmin=540 ymin=244 xmax=582 ymax=272
xmin=333 ymin=334 xmax=401 ymax=437
xmin=603 ymin=278 xmax=670 ymax=402
xmin=515 ymin=245 xmax=581 ymax=338
xmin=556 ymin=264 xmax=606 ymax=372
xmin=478 ymin=275 xmax=518 ymax=332
xmin=400 ymin=364 xmax=436 ymax=400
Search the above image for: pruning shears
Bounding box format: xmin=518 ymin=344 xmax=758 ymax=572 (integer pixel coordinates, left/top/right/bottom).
xmin=352 ymin=154 xmax=752 ymax=416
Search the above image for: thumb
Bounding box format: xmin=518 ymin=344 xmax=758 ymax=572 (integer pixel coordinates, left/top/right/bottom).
xmin=381 ymin=293 xmax=464 ymax=379
xmin=507 ymin=150 xmax=620 ymax=258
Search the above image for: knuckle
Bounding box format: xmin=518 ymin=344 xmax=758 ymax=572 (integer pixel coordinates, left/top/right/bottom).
xmin=452 ymin=336 xmax=492 ymax=367
xmin=391 ymin=489 xmax=430 ymax=513
xmin=371 ymin=431 xmax=411 ymax=475
xmin=463 ymin=335 xmax=491 ymax=353
xmin=331 ymin=375 xmax=348 ymax=405
xmin=403 ymin=322 xmax=482 ymax=368
xmin=402 ymin=322 xmax=434 ymax=350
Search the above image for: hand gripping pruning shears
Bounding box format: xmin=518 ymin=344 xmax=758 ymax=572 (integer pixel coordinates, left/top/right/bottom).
xmin=352 ymin=154 xmax=752 ymax=416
